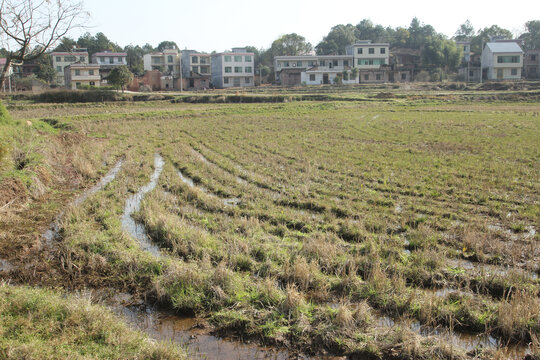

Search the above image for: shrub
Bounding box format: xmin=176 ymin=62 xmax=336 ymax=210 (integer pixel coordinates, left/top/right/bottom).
xmin=0 ymin=101 xmax=11 ymax=124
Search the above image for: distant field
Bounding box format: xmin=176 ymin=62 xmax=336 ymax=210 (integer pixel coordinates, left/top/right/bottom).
xmin=1 ymin=91 xmax=539 ymax=359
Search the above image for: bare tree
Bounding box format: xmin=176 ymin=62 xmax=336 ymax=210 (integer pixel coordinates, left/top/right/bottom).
xmin=0 ymin=0 xmax=87 ymax=87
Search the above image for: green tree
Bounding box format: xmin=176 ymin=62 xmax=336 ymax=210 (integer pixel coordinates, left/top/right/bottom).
xmin=35 ymin=55 xmax=56 ymax=83
xmin=422 ymin=35 xmax=462 ymax=71
xmin=270 ymin=33 xmax=312 ymax=56
xmin=407 ymin=17 xmax=436 ymax=49
xmin=156 ymin=41 xmax=178 ymax=51
xmin=316 ymin=24 xmax=356 ymax=55
xmin=471 ymin=25 xmax=513 ymax=54
xmin=455 ymin=20 xmax=475 ymax=41
xmin=77 ymin=32 xmax=121 ymax=56
xmin=355 ymin=19 xmax=389 ymax=42
xmin=124 ymin=45 xmax=145 ymax=76
xmin=107 ymin=66 xmax=133 ymax=93
xmin=519 ymin=20 xmax=540 ymax=50
xmin=54 ymin=37 xmax=78 ymax=52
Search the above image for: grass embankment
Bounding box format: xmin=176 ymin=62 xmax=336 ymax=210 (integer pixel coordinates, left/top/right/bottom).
xmin=2 ymin=94 xmax=539 ymax=359
xmin=0 ymin=283 xmax=187 ymax=359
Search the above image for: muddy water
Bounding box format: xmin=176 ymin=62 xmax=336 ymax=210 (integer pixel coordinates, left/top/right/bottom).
xmin=121 ymin=154 xmax=164 ymax=256
xmin=42 ymin=159 xmax=124 ymax=247
xmin=376 ymin=314 xmax=532 ymax=358
xmin=447 ymin=258 xmax=538 ymax=280
xmin=119 ymin=304 xmax=298 ymax=360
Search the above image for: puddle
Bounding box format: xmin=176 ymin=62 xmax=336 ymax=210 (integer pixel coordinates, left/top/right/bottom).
xmin=119 ymin=304 xmax=297 ymax=360
xmin=121 ymin=154 xmax=164 ymax=256
xmin=447 ymin=258 xmax=538 ymax=280
xmin=0 ymin=259 xmax=13 ymax=272
xmin=42 ymin=159 xmax=124 ymax=248
xmin=376 ymin=312 xmax=531 ymax=357
xmin=177 ymin=169 xmax=239 ymax=207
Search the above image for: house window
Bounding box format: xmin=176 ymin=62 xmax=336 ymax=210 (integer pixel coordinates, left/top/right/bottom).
xmin=380 ymin=48 xmax=386 ymax=54
xmin=364 ymin=74 xmax=369 ymax=80
xmin=376 ymin=74 xmax=381 ymax=80
xmin=297 ymin=61 xmax=302 ymax=67
xmin=469 ymin=70 xmax=474 ymax=77
xmin=234 ymin=67 xmax=242 ymax=73
xmin=192 ymin=56 xmax=199 ymax=63
xmin=55 ymin=56 xmax=61 ymax=62
xmin=333 ymin=60 xmax=338 ymax=66
xmin=224 ymin=77 xmax=229 ymax=84
xmin=234 ymin=55 xmax=242 ymax=62
xmin=245 ymin=66 xmax=252 ymax=73
xmin=167 ymin=55 xmax=173 ymax=63
xmin=497 ymin=56 xmax=520 ymax=63
xmin=368 ymin=59 xmax=374 ymax=65
xmin=118 ymin=57 xmax=123 ymax=62
xmin=344 ymin=60 xmax=349 ymax=67
xmin=224 ymin=55 xmax=232 ymax=62
xmin=200 ymin=67 xmax=209 ymax=74
xmin=90 ymin=81 xmax=95 ymax=86
xmin=401 ymin=73 xmax=407 ymax=80
xmin=80 ymin=56 xmax=85 ymax=62
xmin=308 ymin=61 xmax=316 ymax=66
xmin=200 ymin=58 xmax=207 ymax=64
xmin=245 ymin=56 xmax=251 ymax=62
xmin=75 ymin=69 xmax=80 ymax=75
xmin=319 ymin=60 xmax=326 ymax=66
xmin=309 ymin=74 xmax=315 ymax=81
xmin=284 ymin=62 xmax=289 ymax=67
xmin=245 ymin=77 xmax=250 ymax=83
xmin=89 ymin=70 xmax=94 ymax=75
xmin=369 ymin=48 xmax=375 ymax=54
xmin=168 ymin=65 xmax=173 ymax=72
xmin=192 ymin=66 xmax=199 ymax=73
xmin=57 ymin=66 xmax=62 ymax=72
xmin=64 ymin=56 xmax=76 ymax=62
xmin=225 ymin=67 xmax=232 ymax=73
xmin=100 ymin=57 xmax=105 ymax=62
xmin=76 ymin=82 xmax=81 ymax=88
xmin=511 ymin=68 xmax=518 ymax=76
xmin=531 ymin=55 xmax=537 ymax=61
xmin=357 ymin=48 xmax=363 ymax=54
xmin=109 ymin=57 xmax=114 ymax=64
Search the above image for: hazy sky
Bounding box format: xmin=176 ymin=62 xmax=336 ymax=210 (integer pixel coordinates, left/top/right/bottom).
xmin=76 ymin=0 xmax=539 ymax=52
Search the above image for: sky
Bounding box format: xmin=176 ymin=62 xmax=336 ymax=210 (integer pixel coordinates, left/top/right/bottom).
xmin=75 ymin=0 xmax=540 ymax=52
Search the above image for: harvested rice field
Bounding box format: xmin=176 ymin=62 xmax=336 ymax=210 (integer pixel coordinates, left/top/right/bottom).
xmin=0 ymin=89 xmax=539 ymax=359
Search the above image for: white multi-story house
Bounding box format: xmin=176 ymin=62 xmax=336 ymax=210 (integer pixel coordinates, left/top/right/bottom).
xmin=274 ymin=55 xmax=354 ymax=85
xmin=211 ymin=48 xmax=254 ymax=88
xmin=346 ymin=40 xmax=390 ymax=82
xmin=143 ymin=48 xmax=181 ymax=77
xmin=91 ymin=51 xmax=128 ymax=85
xmin=51 ymin=48 xmax=89 ymax=86
xmin=64 ymin=63 xmax=101 ymax=89
xmin=91 ymin=51 xmax=127 ymax=67
xmin=481 ymin=41 xmax=524 ymax=81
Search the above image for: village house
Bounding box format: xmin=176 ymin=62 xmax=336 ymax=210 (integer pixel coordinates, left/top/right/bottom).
xmin=211 ymin=48 xmax=254 ymax=88
xmin=274 ymin=55 xmax=355 ymax=85
xmin=91 ymin=51 xmax=128 ymax=85
xmin=51 ymin=48 xmax=89 ymax=86
xmin=64 ymin=62 xmax=101 ymax=89
xmin=181 ymin=50 xmax=211 ymax=90
xmin=143 ymin=48 xmax=181 ymax=77
xmin=346 ymin=40 xmax=390 ymax=83
xmin=0 ymin=58 xmax=14 ymax=92
xmin=455 ymin=40 xmax=481 ymax=82
xmin=523 ymin=49 xmax=540 ymax=79
xmin=481 ymin=41 xmax=523 ymax=81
